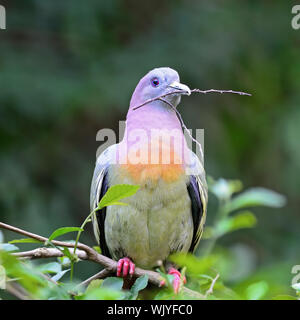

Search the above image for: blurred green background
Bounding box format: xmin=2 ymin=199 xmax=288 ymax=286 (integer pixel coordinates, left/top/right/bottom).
xmin=0 ymin=1 xmax=299 ymax=297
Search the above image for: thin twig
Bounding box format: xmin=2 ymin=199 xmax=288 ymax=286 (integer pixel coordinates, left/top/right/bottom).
xmin=133 ymin=90 xmax=185 ymax=110
xmin=39 ymin=272 xmax=58 ymax=285
xmin=0 ymin=222 xmax=96 ymax=258
xmin=132 ymin=87 xmax=251 ymax=110
xmin=76 ymin=269 xmax=113 ymax=288
xmin=191 ymin=88 xmax=251 ymax=96
xmin=159 ymin=97 xmax=204 ymax=159
xmin=0 ymin=222 xmax=164 ymax=287
xmin=5 ymin=282 xmax=30 ymax=300
xmin=204 ymin=273 xmax=220 ymax=299
xmin=132 ymin=87 xmax=251 ymax=159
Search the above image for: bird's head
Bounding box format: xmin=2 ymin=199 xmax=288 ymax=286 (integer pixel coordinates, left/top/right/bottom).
xmin=129 ymin=67 xmax=191 ymax=110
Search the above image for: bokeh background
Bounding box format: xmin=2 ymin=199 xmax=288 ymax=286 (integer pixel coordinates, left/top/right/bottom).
xmin=0 ymin=1 xmax=299 ymax=297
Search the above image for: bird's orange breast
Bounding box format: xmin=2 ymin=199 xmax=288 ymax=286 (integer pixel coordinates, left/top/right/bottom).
xmin=120 ymin=142 xmax=185 ymax=184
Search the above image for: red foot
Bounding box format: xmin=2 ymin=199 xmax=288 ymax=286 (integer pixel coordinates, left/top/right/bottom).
xmin=168 ymin=268 xmax=187 ymax=294
xmin=117 ymin=257 xmax=135 ymax=277
xmin=159 ymin=279 xmax=166 ymax=287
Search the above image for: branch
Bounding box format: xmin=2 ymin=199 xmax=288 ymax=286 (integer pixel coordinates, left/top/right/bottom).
xmin=132 ymin=87 xmax=251 ymax=159
xmin=132 ymin=87 xmax=251 ymax=110
xmin=204 ymin=273 xmax=220 ymax=299
xmin=191 ymin=88 xmax=251 ymax=96
xmin=0 ymin=222 xmax=210 ymax=299
xmin=76 ymin=269 xmax=113 ymax=288
xmin=13 ymin=247 xmax=88 ymax=260
xmin=5 ymin=282 xmax=30 ymax=300
xmin=0 ymin=222 xmax=164 ymax=287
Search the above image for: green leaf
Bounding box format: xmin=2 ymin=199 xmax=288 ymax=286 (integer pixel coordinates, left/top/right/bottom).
xmin=170 ymin=253 xmax=218 ymax=276
xmin=92 ymin=246 xmax=101 ymax=254
xmin=38 ymin=262 xmax=62 ymax=274
xmin=245 ymin=281 xmax=269 ymax=300
xmin=154 ymin=290 xmax=177 ymax=300
xmin=9 ymin=238 xmax=42 ymax=244
xmin=48 ymin=227 xmax=83 ymax=241
xmin=155 ymin=269 xmax=174 ymax=288
xmin=215 ymin=211 xmax=257 ymax=237
xmin=86 ymin=279 xmax=104 ymax=294
xmin=51 ymin=269 xmax=70 ymax=282
xmin=82 ymin=287 xmax=124 ymax=300
xmin=98 ymin=184 xmax=140 ymax=209
xmin=0 ymin=250 xmax=48 ymax=296
xmin=272 ymin=295 xmax=298 ymax=300
xmin=0 ymin=243 xmax=19 ymax=252
xmin=128 ymin=275 xmax=148 ymax=300
xmin=61 ymin=247 xmax=73 ymax=260
xmin=209 ymin=178 xmax=243 ymax=200
xmin=81 ymin=277 xmax=124 ymax=300
xmin=58 ymin=255 xmax=71 ymax=267
xmin=101 ymin=277 xmax=124 ymax=291
xmin=225 ymin=188 xmax=286 ymax=213
xmin=104 ymin=201 xmax=128 ymax=206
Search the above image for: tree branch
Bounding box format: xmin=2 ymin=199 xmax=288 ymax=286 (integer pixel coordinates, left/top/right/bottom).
xmin=132 ymin=88 xmax=251 ymax=162
xmin=5 ymin=282 xmax=30 ymax=300
xmin=13 ymin=247 xmax=88 ymax=260
xmin=77 ymin=269 xmax=113 ymax=288
xmin=1 ymin=222 xmax=209 ymax=299
xmin=0 ymin=222 xmax=164 ymax=287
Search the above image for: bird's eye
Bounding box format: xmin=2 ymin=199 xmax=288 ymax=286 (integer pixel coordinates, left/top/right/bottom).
xmin=150 ymin=77 xmax=160 ymax=87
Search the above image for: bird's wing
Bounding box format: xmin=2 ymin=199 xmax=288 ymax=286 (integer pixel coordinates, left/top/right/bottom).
xmin=90 ymin=144 xmax=117 ymax=258
xmin=186 ymin=150 xmax=208 ymax=253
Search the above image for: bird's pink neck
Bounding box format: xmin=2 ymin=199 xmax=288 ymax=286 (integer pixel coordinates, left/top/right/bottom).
xmin=126 ymin=102 xmax=182 ymax=133
xmin=116 ymin=103 xmax=191 ymax=184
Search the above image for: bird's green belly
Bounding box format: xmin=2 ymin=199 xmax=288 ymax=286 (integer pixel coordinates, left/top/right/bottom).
xmin=104 ymin=177 xmax=193 ymax=269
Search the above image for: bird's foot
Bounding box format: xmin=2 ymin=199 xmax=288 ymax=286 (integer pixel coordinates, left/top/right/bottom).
xmin=116 ymin=257 xmax=135 ymax=277
xmin=168 ymin=267 xmax=187 ymax=294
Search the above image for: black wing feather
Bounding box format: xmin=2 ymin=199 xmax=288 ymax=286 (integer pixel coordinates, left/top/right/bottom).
xmin=95 ymin=169 xmax=111 ymax=258
xmin=187 ymin=175 xmax=204 ymax=253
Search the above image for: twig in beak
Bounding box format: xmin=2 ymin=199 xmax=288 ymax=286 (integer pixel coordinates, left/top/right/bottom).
xmin=132 ymin=87 xmax=251 ymax=111
xmin=158 ymin=97 xmax=203 ymax=159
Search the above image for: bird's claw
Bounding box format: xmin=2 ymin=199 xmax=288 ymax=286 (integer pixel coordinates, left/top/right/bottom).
xmin=117 ymin=257 xmax=135 ymax=277
xmin=159 ymin=279 xmax=166 ymax=287
xmin=168 ymin=268 xmax=186 ymax=294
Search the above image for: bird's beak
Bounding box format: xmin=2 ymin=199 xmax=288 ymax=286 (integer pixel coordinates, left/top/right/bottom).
xmin=168 ymin=81 xmax=191 ymax=96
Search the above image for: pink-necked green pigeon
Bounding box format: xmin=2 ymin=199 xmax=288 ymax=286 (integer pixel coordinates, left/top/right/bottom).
xmin=90 ymin=67 xmax=208 ymax=293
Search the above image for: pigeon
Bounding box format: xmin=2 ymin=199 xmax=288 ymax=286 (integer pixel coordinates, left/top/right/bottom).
xmin=90 ymin=67 xmax=207 ymax=293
